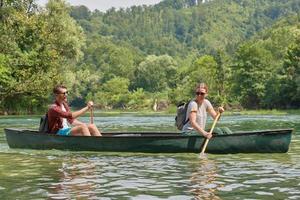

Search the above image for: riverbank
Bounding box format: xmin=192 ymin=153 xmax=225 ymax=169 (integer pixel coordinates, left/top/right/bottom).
xmin=1 ymin=108 xmax=300 ymax=117
xmin=93 ymin=108 xmax=300 ymax=116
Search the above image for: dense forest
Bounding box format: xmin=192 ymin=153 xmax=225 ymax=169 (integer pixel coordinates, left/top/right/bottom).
xmin=0 ymin=0 xmax=299 ymax=114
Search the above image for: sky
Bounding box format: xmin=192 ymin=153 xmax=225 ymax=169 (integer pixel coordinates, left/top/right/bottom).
xmin=37 ymin=0 xmax=163 ymax=12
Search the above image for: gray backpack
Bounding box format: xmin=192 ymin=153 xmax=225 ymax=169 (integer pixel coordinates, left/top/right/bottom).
xmin=175 ymin=101 xmax=191 ymax=130
xmin=39 ymin=114 xmax=49 ymax=133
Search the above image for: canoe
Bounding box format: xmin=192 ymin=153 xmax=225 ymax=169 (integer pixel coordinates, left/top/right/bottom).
xmin=4 ymin=128 xmax=293 ymax=154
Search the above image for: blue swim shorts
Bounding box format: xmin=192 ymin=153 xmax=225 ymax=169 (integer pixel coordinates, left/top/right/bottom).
xmin=57 ymin=127 xmax=72 ymax=136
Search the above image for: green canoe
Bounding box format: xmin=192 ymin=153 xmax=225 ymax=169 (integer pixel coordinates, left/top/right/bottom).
xmin=4 ymin=128 xmax=293 ymax=154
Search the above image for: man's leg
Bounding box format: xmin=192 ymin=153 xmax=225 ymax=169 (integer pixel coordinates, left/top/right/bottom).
xmin=88 ymin=124 xmax=102 ymax=136
xmin=71 ymin=124 xmax=91 ymax=136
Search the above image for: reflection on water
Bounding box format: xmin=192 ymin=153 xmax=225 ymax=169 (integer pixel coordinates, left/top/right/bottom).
xmin=189 ymin=159 xmax=221 ymax=200
xmin=50 ymin=157 xmax=98 ymax=199
xmin=0 ymin=114 xmax=299 ymax=199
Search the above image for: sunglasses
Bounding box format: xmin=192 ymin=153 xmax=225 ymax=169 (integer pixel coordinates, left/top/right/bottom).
xmin=196 ymin=92 xmax=206 ymax=96
xmin=58 ymin=91 xmax=68 ymax=95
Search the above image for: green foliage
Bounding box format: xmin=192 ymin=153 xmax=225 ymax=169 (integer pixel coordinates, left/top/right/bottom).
xmin=213 ymin=50 xmax=231 ymax=105
xmin=70 ymin=5 xmax=91 ymax=20
xmin=190 ymin=55 xmax=217 ymax=92
xmin=280 ymin=36 xmax=300 ymax=107
xmin=134 ymin=55 xmax=177 ymax=92
xmin=0 ymin=0 xmax=85 ymax=113
xmin=83 ymin=36 xmax=140 ymax=83
xmin=75 ymin=0 xmax=300 ymax=57
xmin=93 ymin=77 xmax=130 ymax=108
xmin=66 ymin=0 xmax=300 ymax=110
xmin=170 ymin=53 xmax=231 ymax=106
xmin=175 ymin=55 xmax=218 ymax=101
xmin=230 ymin=15 xmax=300 ymax=109
xmin=64 ymin=68 xmax=101 ymax=107
xmin=127 ymin=88 xmax=149 ymax=109
xmin=1 ymin=0 xmax=300 ymax=113
xmin=231 ymin=43 xmax=274 ymax=108
xmin=43 ymin=0 xmax=85 ymax=62
xmin=0 ymin=54 xmax=11 ymax=86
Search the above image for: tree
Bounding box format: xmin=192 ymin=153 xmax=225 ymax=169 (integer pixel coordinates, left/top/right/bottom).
xmin=231 ymin=43 xmax=273 ymax=108
xmin=189 ymin=55 xmax=217 ymax=94
xmin=134 ymin=55 xmax=177 ymax=92
xmin=70 ymin=5 xmax=91 ymax=20
xmin=280 ymin=38 xmax=300 ymax=108
xmin=93 ymin=77 xmax=130 ymax=108
xmin=83 ymin=36 xmax=139 ymax=83
xmin=0 ymin=0 xmax=85 ymax=113
xmin=213 ymin=50 xmax=231 ymax=105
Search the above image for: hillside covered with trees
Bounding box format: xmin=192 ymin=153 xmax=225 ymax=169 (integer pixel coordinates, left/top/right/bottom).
xmin=0 ymin=0 xmax=299 ymax=114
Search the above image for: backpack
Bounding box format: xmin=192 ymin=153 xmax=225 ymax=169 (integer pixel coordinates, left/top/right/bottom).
xmin=39 ymin=114 xmax=49 ymax=133
xmin=175 ymin=101 xmax=192 ymax=130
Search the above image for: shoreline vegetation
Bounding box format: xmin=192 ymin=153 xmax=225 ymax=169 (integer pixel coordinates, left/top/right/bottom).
xmin=0 ymin=0 xmax=299 ymax=115
xmin=1 ymin=108 xmax=300 ymax=117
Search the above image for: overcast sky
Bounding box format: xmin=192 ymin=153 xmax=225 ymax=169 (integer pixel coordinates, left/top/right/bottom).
xmin=37 ymin=0 xmax=163 ymax=12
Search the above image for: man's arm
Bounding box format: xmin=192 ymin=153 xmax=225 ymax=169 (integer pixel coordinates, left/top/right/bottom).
xmin=71 ymin=106 xmax=89 ymax=119
xmin=71 ymin=101 xmax=93 ymax=119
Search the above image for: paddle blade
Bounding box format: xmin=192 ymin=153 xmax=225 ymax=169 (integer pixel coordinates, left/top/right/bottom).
xmin=199 ymin=152 xmax=207 ymax=159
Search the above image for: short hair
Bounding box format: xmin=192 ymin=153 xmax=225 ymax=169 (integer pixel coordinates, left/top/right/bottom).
xmin=53 ymin=85 xmax=67 ymax=94
xmin=195 ymin=82 xmax=208 ymax=93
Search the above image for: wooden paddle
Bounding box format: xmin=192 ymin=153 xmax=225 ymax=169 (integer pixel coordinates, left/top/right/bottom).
xmin=90 ymin=107 xmax=94 ymax=124
xmin=200 ymin=112 xmax=221 ymax=157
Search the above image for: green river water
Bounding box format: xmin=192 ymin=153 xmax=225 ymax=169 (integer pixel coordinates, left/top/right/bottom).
xmin=0 ymin=114 xmax=299 ymax=199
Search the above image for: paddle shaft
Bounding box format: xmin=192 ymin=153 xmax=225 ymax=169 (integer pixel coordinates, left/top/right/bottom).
xmin=90 ymin=107 xmax=94 ymax=124
xmin=200 ymin=113 xmax=221 ymax=154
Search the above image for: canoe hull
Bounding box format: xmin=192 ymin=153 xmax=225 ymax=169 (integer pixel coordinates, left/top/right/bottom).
xmin=4 ymin=128 xmax=293 ymax=154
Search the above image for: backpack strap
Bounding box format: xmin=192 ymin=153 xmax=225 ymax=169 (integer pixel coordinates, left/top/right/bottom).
xmin=182 ymin=100 xmax=191 ymax=126
xmin=183 ymin=118 xmax=189 ymax=126
xmin=183 ymin=100 xmax=199 ymax=126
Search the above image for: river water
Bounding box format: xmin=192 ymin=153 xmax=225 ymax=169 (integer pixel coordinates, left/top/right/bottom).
xmin=0 ymin=114 xmax=299 ymax=199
